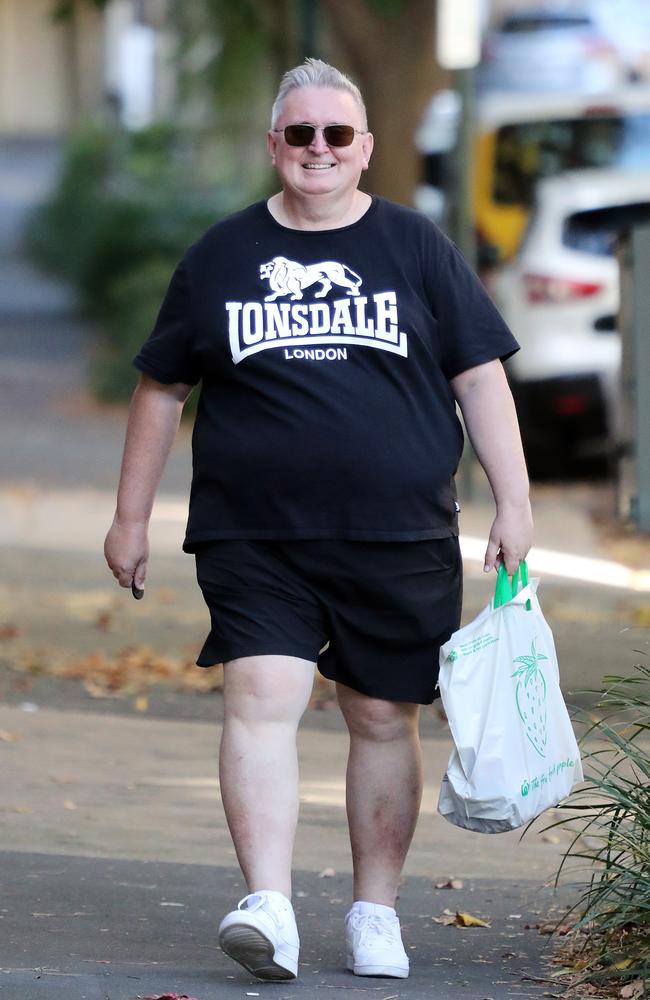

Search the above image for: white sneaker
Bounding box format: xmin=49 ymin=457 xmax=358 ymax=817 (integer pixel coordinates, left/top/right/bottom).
xmin=218 ymin=890 xmax=299 ymax=981
xmin=345 ymin=903 xmax=409 ymax=978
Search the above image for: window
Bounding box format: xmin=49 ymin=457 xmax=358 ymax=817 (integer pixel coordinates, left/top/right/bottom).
xmin=493 ymin=115 xmax=650 ymax=206
xmin=563 ymin=203 xmax=650 ymax=256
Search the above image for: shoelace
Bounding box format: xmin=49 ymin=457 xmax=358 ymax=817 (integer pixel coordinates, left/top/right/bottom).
xmin=239 ymin=893 xmax=286 ymax=927
xmin=351 ymin=913 xmax=399 ymax=949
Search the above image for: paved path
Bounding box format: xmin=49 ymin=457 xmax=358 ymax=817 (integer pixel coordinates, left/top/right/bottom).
xmin=0 ymin=701 xmax=574 ymax=1000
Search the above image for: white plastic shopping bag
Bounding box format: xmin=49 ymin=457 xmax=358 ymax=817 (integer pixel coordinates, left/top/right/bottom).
xmin=437 ymin=561 xmax=583 ymax=833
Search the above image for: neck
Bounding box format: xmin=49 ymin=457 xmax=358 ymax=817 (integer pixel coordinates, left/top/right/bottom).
xmin=268 ymin=190 xmax=371 ymax=231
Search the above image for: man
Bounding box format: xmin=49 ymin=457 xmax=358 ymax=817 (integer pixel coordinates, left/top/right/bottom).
xmin=105 ymin=58 xmax=533 ymax=982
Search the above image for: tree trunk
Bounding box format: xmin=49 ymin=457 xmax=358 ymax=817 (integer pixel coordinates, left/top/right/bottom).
xmin=322 ymin=0 xmax=448 ymax=205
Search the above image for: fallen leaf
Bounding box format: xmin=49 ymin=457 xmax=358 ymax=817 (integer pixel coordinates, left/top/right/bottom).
xmin=0 ymin=729 xmax=18 ymax=742
xmin=620 ymin=979 xmax=645 ymax=999
xmin=538 ymin=922 xmax=573 ymax=936
xmin=0 ymin=623 xmax=20 ymax=639
xmin=435 ymin=878 xmax=464 ymax=890
xmin=82 ymin=679 xmax=111 ymax=699
xmin=318 ymin=867 xmax=336 ymax=878
xmin=13 ymin=805 xmax=33 ymax=813
xmin=541 ymin=833 xmax=561 ymax=845
xmin=432 ymin=909 xmax=459 ymax=926
xmin=133 ymin=695 xmax=149 ymax=712
xmin=94 ymin=612 xmax=113 ymax=631
xmin=63 ymin=800 xmax=77 ymax=810
xmin=139 ymin=994 xmax=201 ymax=1000
xmin=456 ymin=911 xmax=491 ymax=928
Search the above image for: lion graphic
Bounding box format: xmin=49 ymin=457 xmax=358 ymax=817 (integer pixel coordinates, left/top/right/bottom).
xmin=259 ymin=256 xmax=362 ymax=302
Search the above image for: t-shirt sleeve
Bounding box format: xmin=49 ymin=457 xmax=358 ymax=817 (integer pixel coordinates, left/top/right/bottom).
xmin=133 ymin=259 xmax=202 ymax=386
xmin=430 ymin=233 xmax=519 ymax=380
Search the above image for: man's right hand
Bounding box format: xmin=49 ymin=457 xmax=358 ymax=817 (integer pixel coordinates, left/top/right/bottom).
xmin=104 ymin=518 xmax=149 ymax=591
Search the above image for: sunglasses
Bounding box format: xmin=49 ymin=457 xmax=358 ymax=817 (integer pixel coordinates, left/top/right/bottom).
xmin=272 ymin=124 xmax=365 ymax=147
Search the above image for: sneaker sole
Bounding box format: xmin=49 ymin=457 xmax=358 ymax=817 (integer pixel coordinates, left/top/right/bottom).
xmin=219 ymin=924 xmax=297 ymax=981
xmin=347 ymin=959 xmax=409 ymax=979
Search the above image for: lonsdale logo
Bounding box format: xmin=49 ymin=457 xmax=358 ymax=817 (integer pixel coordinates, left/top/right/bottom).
xmin=225 ymin=256 xmax=408 ymax=364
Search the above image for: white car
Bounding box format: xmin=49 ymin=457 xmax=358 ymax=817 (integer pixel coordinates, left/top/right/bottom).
xmin=493 ymin=168 xmax=650 ymax=474
xmin=478 ymin=7 xmax=624 ymax=94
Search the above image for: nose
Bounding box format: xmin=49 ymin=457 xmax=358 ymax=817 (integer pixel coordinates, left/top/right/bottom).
xmin=308 ymin=127 xmax=330 ymax=153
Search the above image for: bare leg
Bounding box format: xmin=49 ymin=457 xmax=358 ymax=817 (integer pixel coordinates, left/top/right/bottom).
xmin=337 ymin=683 xmax=422 ymax=906
xmin=219 ymin=655 xmax=315 ymax=899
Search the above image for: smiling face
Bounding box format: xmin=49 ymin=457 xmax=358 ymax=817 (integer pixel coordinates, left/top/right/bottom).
xmin=267 ymin=86 xmax=373 ymax=204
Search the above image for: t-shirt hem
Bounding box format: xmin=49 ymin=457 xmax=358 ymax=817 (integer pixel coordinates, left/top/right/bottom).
xmin=446 ymin=345 xmax=519 ymax=380
xmin=133 ymin=356 xmax=199 ymax=386
xmin=183 ymin=525 xmax=458 ymax=551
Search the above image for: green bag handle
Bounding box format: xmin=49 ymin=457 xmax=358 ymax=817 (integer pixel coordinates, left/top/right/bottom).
xmin=493 ymin=559 xmax=531 ymax=610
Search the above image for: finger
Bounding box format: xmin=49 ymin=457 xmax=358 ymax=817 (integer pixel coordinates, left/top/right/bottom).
xmin=499 ymin=544 xmax=524 ymax=575
xmin=483 ymin=536 xmax=500 ymax=573
xmin=503 ymin=553 xmax=521 ymax=576
xmin=133 ymin=560 xmax=147 ymax=591
xmin=112 ymin=564 xmax=137 ymax=588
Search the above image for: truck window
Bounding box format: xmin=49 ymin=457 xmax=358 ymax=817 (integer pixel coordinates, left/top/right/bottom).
xmin=493 ymin=114 xmax=650 ymax=207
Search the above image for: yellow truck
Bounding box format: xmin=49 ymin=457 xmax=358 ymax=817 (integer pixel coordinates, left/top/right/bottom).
xmin=415 ymin=86 xmax=650 ymax=263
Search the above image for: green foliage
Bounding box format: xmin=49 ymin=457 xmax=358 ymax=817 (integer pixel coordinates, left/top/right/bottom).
xmin=91 ymin=257 xmax=176 ymax=404
xmin=25 ymin=119 xmax=246 ymax=404
xmin=171 ymin=0 xmax=296 ymax=125
xmin=548 ymin=662 xmax=650 ymax=987
xmin=26 ymin=121 xmax=222 ymax=315
xmin=365 ymin=0 xmax=408 ymax=17
xmin=50 ymin=0 xmax=107 ymax=22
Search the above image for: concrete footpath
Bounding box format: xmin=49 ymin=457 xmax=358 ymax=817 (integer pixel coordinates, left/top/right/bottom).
xmin=0 ymin=699 xmax=576 ymax=1000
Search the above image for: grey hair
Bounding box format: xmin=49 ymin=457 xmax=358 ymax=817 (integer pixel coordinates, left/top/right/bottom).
xmin=271 ymin=57 xmax=368 ymax=130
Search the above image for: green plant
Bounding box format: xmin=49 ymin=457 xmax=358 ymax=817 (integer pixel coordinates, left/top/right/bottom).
xmin=25 ymin=121 xmax=226 ymax=314
xmin=548 ymin=662 xmax=650 ymax=989
xmin=25 ymin=120 xmax=260 ymax=404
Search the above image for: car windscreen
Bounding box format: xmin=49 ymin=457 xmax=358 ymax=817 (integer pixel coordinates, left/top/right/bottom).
xmin=563 ymin=203 xmax=650 ymax=256
xmin=500 ymin=15 xmax=591 ymax=32
xmin=494 ymin=114 xmax=650 ymax=206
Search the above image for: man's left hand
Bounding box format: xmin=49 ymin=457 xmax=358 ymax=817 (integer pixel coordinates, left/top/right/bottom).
xmin=483 ymin=499 xmax=533 ymax=575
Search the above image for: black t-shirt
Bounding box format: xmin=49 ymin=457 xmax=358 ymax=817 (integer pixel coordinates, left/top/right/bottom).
xmin=134 ymin=197 xmax=518 ymax=550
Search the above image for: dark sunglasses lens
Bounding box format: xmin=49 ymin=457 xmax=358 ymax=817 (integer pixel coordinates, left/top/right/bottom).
xmin=323 ymin=125 xmax=355 ymax=146
xmin=283 ymin=124 xmax=315 ymax=146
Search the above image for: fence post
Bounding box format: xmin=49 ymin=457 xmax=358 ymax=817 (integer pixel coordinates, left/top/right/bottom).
xmin=618 ymin=225 xmax=650 ymax=533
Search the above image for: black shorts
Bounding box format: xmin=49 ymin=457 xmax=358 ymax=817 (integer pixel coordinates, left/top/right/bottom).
xmin=194 ymin=538 xmax=462 ymax=705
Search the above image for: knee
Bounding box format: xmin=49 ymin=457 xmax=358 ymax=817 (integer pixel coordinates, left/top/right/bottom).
xmin=340 ymin=690 xmax=419 ymax=742
xmin=223 ymin=655 xmax=313 ymax=726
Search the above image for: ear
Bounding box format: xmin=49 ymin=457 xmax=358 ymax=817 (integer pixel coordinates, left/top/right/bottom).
xmin=360 ymin=131 xmax=374 ymax=171
xmin=267 ymin=130 xmax=278 ymax=165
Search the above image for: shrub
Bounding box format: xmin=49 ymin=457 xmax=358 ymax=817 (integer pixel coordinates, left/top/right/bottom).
xmin=549 ymin=662 xmax=650 ymax=989
xmin=25 ymin=119 xmax=261 ymax=403
xmin=26 ymin=120 xmax=225 ymax=314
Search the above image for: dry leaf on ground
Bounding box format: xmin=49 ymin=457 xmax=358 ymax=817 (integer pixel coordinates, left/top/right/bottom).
xmin=619 ymin=979 xmax=645 ymax=999
xmin=0 ymin=729 xmax=18 ymax=742
xmin=435 ymin=878 xmax=464 ymax=890
xmin=433 ymin=909 xmax=490 ymax=928
xmin=94 ymin=612 xmax=113 ymax=631
xmin=456 ymin=911 xmax=491 ymax=928
xmin=139 ymin=993 xmax=201 ymax=1000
